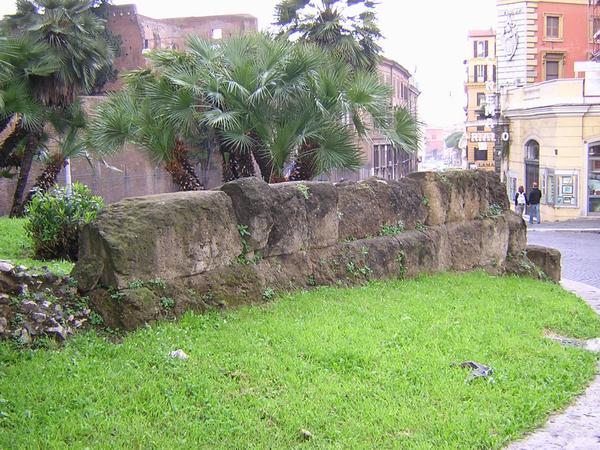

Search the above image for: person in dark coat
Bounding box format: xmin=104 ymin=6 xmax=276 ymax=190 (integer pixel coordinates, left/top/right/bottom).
xmin=528 ymin=182 xmax=542 ymax=224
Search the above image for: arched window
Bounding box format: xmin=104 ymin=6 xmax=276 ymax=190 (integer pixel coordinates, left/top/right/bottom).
xmin=525 ymin=139 xmax=539 ymax=161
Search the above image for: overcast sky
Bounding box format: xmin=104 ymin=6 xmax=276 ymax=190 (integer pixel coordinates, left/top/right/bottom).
xmin=0 ymin=0 xmax=497 ymax=129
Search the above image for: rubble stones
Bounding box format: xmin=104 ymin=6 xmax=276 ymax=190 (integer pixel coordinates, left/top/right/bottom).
xmin=0 ymin=263 xmax=91 ymax=346
xmin=0 ymin=261 xmax=14 ymax=272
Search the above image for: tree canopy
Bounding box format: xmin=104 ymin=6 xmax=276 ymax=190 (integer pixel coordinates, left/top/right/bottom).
xmin=274 ymin=0 xmax=382 ymax=72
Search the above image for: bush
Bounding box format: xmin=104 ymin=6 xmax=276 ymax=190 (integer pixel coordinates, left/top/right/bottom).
xmin=25 ymin=183 xmax=104 ymax=261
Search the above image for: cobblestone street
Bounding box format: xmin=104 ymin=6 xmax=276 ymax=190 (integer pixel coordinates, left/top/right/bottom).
xmin=527 ymin=231 xmax=600 ymax=288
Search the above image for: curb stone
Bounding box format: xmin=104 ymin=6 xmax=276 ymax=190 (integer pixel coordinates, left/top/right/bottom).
xmin=505 ymin=279 xmax=600 ymax=450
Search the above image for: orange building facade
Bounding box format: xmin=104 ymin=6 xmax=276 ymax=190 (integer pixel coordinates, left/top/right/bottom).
xmin=104 ymin=4 xmax=257 ymax=91
xmin=535 ymin=1 xmax=588 ymax=82
xmin=464 ymin=29 xmax=497 ymax=171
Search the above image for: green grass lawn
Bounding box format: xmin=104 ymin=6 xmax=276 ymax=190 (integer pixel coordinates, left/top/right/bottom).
xmin=0 ymin=217 xmax=73 ymax=274
xmin=1 ymin=272 xmax=599 ymax=448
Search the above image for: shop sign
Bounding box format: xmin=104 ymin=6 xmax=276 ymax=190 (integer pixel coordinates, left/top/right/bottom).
xmin=470 ymin=132 xmax=495 ymax=143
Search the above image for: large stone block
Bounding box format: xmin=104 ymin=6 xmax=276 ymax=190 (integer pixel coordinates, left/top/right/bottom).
xmin=507 ymin=212 xmax=527 ymax=255
xmin=408 ymin=171 xmax=510 ymax=226
xmin=77 ymin=190 xmax=241 ymax=289
xmin=446 ymin=220 xmax=483 ymax=271
xmin=220 ymin=177 xmax=274 ymax=251
xmin=526 ymin=245 xmax=562 ymax=282
xmin=337 ymin=177 xmax=427 ymax=240
xmin=408 ymin=172 xmax=450 ymax=226
xmin=72 ymin=171 xmax=526 ymax=331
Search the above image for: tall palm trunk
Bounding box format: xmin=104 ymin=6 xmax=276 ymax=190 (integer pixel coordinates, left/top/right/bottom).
xmin=251 ymin=144 xmax=274 ymax=182
xmin=220 ymin=149 xmax=237 ymax=182
xmin=0 ymin=114 xmax=21 ymax=149
xmin=218 ymin=137 xmax=256 ymax=182
xmin=235 ymin=150 xmax=256 ymax=178
xmin=10 ymin=132 xmax=40 ymax=217
xmin=166 ymin=139 xmax=203 ymax=191
xmin=288 ymin=142 xmax=318 ymax=181
xmin=23 ymin=155 xmax=65 ymax=207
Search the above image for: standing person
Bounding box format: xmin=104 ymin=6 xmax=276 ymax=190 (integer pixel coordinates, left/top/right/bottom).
xmin=514 ymin=185 xmax=527 ymax=218
xmin=528 ymin=182 xmax=542 ymax=224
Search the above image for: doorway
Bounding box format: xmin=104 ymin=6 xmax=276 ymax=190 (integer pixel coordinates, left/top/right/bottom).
xmin=589 ymin=144 xmax=600 ymax=214
xmin=524 ymin=140 xmax=539 ymax=193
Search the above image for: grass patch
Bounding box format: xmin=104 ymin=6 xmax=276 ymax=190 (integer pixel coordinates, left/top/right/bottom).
xmin=0 ymin=217 xmax=73 ymax=274
xmin=1 ymin=272 xmax=599 ymax=448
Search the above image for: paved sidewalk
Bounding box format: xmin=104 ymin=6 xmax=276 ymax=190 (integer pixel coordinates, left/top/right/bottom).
xmin=506 ymin=280 xmax=600 ymax=450
xmin=526 ymin=217 xmax=600 ymax=233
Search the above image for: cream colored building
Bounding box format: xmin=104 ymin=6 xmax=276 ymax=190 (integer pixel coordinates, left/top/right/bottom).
xmin=502 ymin=76 xmax=600 ymax=220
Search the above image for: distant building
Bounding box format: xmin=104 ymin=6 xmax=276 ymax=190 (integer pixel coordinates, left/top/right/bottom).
xmin=497 ymin=0 xmax=600 ymax=220
xmin=464 ymin=28 xmax=497 ymax=171
xmin=424 ymin=127 xmax=444 ymax=161
xmin=496 ymin=0 xmax=589 ymax=90
xmin=318 ymin=57 xmax=420 ymax=182
xmin=105 ymin=4 xmax=258 ymax=90
xmin=362 ymin=57 xmax=420 ymax=181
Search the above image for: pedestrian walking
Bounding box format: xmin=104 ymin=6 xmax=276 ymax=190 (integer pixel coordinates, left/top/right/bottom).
xmin=514 ymin=185 xmax=527 ymax=218
xmin=528 ymin=182 xmax=542 ymax=224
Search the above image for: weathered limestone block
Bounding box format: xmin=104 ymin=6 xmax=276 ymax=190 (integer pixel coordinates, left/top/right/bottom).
xmin=337 ymin=177 xmax=427 ymax=240
xmin=526 ymin=245 xmax=562 ymax=282
xmin=303 ymin=182 xmax=339 ymax=250
xmin=263 ymin=183 xmax=309 ymax=256
xmin=408 ymin=172 xmax=450 ymax=226
xmin=507 ymin=212 xmax=527 ymax=255
xmin=72 ymin=171 xmax=525 ymax=331
xmin=78 ymin=191 xmax=241 ymax=289
xmin=479 ymin=216 xmax=510 ymax=270
xmin=446 ymin=220 xmax=483 ymax=271
xmin=220 ymin=177 xmax=274 ymax=251
xmin=408 ymin=171 xmax=510 ymax=226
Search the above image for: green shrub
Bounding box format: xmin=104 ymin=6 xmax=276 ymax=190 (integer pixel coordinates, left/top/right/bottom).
xmin=25 ymin=183 xmax=104 ymax=261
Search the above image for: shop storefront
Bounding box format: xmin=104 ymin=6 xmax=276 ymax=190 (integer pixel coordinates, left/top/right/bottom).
xmin=589 ymin=144 xmax=600 ymax=214
xmin=502 ymin=78 xmax=600 ymax=221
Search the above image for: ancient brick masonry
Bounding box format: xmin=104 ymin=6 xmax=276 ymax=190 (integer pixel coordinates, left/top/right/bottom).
xmin=73 ymin=171 xmax=554 ymax=330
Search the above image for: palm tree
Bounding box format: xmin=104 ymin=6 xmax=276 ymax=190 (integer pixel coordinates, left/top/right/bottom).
xmin=167 ymin=34 xmax=368 ymax=182
xmin=1 ymin=0 xmax=115 ymax=214
xmin=0 ymin=35 xmax=57 ymax=215
xmin=274 ymin=0 xmax=382 ymax=72
xmin=23 ymin=100 xmax=92 ymax=201
xmin=90 ymin=33 xmax=418 ymax=185
xmin=87 ymin=69 xmax=204 ymax=191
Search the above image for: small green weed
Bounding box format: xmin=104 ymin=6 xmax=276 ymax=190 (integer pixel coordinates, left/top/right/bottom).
xmin=379 ymin=220 xmax=405 ymax=236
xmin=395 ymin=250 xmax=407 ymax=278
xmin=478 ymin=204 xmax=503 ymax=219
xmin=307 ymin=275 xmax=316 ymax=286
xmin=128 ymin=279 xmax=144 ymax=289
xmin=237 ymin=224 xmax=251 ymax=239
xmin=415 ymin=221 xmax=428 ymax=232
xmin=109 ymin=289 xmax=125 ymax=302
xmin=147 ymin=278 xmax=167 ymax=289
xmin=422 ymin=195 xmax=430 ymax=207
xmin=296 ymin=183 xmax=310 ymax=200
xmin=237 ymin=224 xmax=260 ymax=265
xmin=262 ymin=288 xmax=275 ymax=300
xmin=160 ymin=297 xmax=175 ymax=309
xmin=346 ymin=260 xmax=372 ymax=278
xmin=89 ymin=312 xmax=104 ymax=326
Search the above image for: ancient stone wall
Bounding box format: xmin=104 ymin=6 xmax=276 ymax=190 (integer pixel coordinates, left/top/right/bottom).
xmin=73 ymin=171 xmax=533 ymax=330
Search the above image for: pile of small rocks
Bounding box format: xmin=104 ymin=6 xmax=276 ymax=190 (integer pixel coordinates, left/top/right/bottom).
xmin=0 ymin=260 xmax=91 ymax=346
